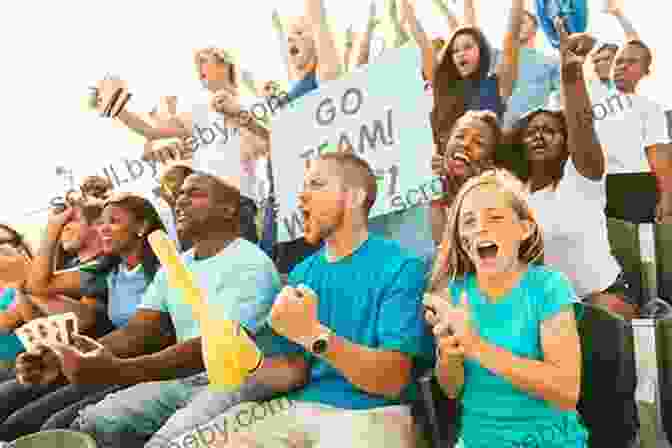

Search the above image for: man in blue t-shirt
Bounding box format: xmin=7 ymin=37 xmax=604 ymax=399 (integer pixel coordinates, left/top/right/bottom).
xmin=214 ymin=153 xmax=433 ymax=448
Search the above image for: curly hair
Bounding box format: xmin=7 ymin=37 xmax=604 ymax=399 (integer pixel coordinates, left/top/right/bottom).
xmin=80 ymin=176 xmax=113 ymax=200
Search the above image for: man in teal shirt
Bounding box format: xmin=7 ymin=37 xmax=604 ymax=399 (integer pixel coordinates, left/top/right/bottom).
xmin=216 ymin=152 xmax=433 ymax=448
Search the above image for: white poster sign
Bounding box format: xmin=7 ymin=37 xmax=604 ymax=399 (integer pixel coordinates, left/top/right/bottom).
xmin=271 ymin=45 xmax=436 ymax=242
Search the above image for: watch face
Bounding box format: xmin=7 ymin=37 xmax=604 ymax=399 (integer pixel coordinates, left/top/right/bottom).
xmin=312 ymin=337 xmax=329 ymax=355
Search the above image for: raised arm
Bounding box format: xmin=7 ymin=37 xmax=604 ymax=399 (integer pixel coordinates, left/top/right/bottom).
xmin=606 ymin=1 xmax=640 ymax=41
xmin=26 ymin=209 xmax=85 ymax=299
xmin=387 ymin=0 xmax=410 ymax=47
xmin=344 ymin=26 xmax=355 ymax=72
xmin=272 ymin=9 xmax=294 ymax=81
xmin=558 ymin=22 xmax=604 ymax=180
xmin=355 ymin=2 xmax=381 ymax=67
xmin=432 ymin=0 xmax=460 ymax=32
xmin=400 ymin=0 xmax=435 ymax=83
xmin=463 ymin=0 xmax=477 ymax=27
xmin=305 ymin=0 xmax=343 ymax=82
xmin=116 ymin=109 xmax=192 ymax=141
xmin=495 ymin=0 xmax=524 ymax=101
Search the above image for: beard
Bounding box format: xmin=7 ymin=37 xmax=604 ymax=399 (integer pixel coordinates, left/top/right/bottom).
xmin=304 ymin=212 xmax=342 ymax=245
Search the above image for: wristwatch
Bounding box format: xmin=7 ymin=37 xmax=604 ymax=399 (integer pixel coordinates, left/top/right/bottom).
xmin=310 ymin=329 xmax=332 ymax=356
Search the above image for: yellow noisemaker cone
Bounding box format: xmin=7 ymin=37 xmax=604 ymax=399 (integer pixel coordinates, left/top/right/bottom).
xmin=148 ymin=231 xmax=263 ymax=389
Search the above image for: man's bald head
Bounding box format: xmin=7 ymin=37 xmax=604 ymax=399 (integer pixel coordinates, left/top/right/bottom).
xmin=175 ymin=173 xmax=241 ymax=241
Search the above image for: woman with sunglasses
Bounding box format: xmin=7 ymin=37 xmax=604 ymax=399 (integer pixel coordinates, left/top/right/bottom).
xmin=0 ymin=193 xmax=165 ymax=442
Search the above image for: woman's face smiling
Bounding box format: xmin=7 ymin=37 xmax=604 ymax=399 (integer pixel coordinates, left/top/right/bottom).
xmin=442 ymin=115 xmax=497 ymax=191
xmin=451 ymin=33 xmax=481 ymax=78
xmin=98 ymin=205 xmax=141 ymax=256
xmin=458 ymin=184 xmax=531 ymax=275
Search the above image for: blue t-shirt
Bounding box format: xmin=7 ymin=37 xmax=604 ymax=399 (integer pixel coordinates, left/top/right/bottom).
xmin=261 ymin=235 xmax=434 ymax=410
xmin=448 ymin=265 xmax=588 ymax=448
xmin=139 ymin=238 xmax=281 ymax=342
xmin=105 ymin=264 xmax=152 ymax=328
xmin=286 ymin=71 xmax=319 ymax=105
xmin=369 ymin=204 xmax=435 ymax=268
xmin=0 ymin=289 xmax=25 ymax=361
xmin=492 ymin=47 xmax=561 ymax=129
xmin=465 ymin=74 xmax=506 ymax=121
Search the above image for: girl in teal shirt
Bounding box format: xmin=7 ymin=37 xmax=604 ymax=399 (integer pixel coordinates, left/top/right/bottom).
xmin=423 ymin=169 xmax=588 ymax=447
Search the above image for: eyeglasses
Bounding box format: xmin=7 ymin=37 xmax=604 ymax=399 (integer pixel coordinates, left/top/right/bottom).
xmin=524 ymin=126 xmax=563 ymax=139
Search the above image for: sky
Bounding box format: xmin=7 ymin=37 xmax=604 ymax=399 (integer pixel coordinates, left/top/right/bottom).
xmin=2 ymin=0 xmax=669 ymax=233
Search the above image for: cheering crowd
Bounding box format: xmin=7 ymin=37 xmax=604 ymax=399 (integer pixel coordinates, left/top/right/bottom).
xmin=0 ymin=0 xmax=670 ymax=447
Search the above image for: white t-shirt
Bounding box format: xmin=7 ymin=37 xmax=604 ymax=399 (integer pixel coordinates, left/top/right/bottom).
xmin=528 ymin=158 xmax=621 ymax=297
xmin=591 ymin=86 xmax=670 ymax=174
xmin=190 ymin=91 xmax=258 ymax=200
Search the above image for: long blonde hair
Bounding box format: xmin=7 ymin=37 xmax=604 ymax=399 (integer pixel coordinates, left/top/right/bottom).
xmin=428 ymin=169 xmax=544 ymax=292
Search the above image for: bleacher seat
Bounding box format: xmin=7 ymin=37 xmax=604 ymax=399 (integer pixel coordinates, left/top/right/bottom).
xmin=10 ymin=430 xmax=96 ymax=448
xmin=657 ymin=317 xmax=672 ymax=443
xmin=577 ymin=303 xmax=639 ymax=447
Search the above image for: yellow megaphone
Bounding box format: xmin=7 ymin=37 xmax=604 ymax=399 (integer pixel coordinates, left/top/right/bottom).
xmin=148 ymin=231 xmax=263 ymax=390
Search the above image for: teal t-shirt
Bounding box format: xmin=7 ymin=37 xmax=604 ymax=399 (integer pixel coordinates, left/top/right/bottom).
xmin=139 ymin=238 xmax=281 ymax=341
xmin=449 ymin=265 xmax=588 ymax=448
xmin=261 ymin=235 xmax=434 ymax=410
xmin=0 ymin=288 xmax=26 ymax=361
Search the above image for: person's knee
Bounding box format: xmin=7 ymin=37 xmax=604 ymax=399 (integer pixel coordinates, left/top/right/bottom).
xmin=589 ymin=293 xmax=639 ymax=320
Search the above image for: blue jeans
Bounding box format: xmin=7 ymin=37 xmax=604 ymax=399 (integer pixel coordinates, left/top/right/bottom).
xmin=70 ymin=373 xmax=276 ymax=448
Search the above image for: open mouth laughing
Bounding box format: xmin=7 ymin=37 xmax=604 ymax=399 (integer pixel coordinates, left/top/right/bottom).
xmin=476 ymin=240 xmax=499 ymax=261
xmin=446 ymin=152 xmax=471 ymax=176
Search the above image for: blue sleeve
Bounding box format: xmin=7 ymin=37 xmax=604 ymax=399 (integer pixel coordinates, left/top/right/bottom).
xmin=215 ymin=262 xmax=280 ymax=334
xmin=0 ymin=289 xmax=16 ymax=311
xmin=539 ymin=270 xmax=580 ymax=322
xmin=137 ymin=269 xmax=168 ymax=313
xmin=549 ymin=61 xmax=561 ymax=93
xmin=377 ymin=258 xmax=434 ymax=361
